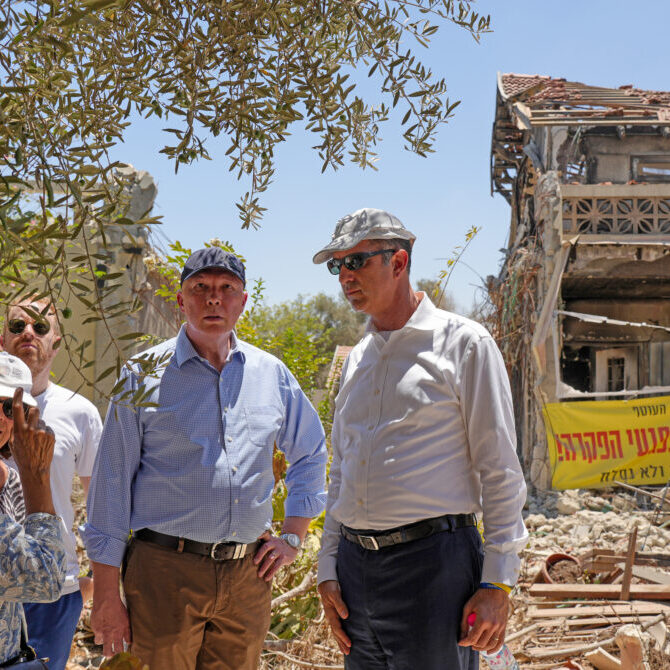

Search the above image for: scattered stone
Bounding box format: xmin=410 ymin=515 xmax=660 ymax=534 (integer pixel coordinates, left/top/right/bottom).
xmin=556 ymin=493 xmax=581 ymax=515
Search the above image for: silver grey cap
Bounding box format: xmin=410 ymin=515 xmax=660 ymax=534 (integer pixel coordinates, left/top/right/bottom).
xmin=313 ymin=208 xmax=416 ymax=264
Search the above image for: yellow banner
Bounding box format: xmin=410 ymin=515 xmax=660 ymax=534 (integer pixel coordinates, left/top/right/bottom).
xmin=543 ymin=396 xmax=670 ymax=490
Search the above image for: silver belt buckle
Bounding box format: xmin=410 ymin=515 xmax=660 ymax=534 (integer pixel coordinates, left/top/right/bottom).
xmin=210 ymin=541 xmax=226 ymax=560
xmin=360 ymin=535 xmax=379 ymax=551
xmin=210 ymin=541 xmax=246 ymax=560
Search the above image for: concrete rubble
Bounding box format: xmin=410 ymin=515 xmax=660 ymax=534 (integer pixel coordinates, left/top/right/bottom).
xmin=64 ymin=485 xmax=669 ymax=669
xmin=503 ymin=487 xmax=670 ymax=670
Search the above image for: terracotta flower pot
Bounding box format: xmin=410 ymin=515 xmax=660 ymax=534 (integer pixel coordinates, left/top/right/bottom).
xmin=541 ymin=552 xmax=581 ymax=584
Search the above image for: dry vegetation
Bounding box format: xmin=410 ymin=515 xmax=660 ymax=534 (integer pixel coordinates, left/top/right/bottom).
xmin=67 ymin=484 xmax=669 ymax=669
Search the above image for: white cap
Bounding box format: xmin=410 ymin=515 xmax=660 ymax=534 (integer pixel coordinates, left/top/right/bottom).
xmin=0 ymin=352 xmax=37 ymax=406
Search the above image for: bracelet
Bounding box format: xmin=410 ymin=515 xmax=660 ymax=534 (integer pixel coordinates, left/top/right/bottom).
xmin=479 ymin=581 xmax=513 ymax=594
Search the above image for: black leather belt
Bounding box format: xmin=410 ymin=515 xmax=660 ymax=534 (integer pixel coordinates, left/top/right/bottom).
xmin=341 ymin=513 xmax=476 ymax=551
xmin=134 ymin=528 xmax=261 ymax=561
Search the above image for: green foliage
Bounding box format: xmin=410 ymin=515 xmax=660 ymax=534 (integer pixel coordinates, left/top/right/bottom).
xmin=0 ymin=0 xmax=490 ymax=406
xmin=269 ymin=535 xmax=322 ymax=639
xmin=242 ymin=293 xmax=365 ymax=395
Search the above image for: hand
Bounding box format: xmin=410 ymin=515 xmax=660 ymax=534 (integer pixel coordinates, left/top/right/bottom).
xmin=458 ymin=587 xmax=509 ymax=654
xmin=10 ymin=388 xmax=55 ymax=479
xmin=254 ymin=530 xmax=299 ymax=582
xmin=318 ymin=580 xmax=351 ymax=655
xmin=91 ymin=589 xmax=131 ymax=657
xmin=10 ymin=388 xmax=56 ymax=516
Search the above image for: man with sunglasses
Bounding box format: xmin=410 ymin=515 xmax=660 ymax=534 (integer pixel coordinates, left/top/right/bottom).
xmin=313 ymin=208 xmax=528 ymax=670
xmin=84 ymin=248 xmax=327 ymax=669
xmin=1 ymin=299 xmax=103 ymax=670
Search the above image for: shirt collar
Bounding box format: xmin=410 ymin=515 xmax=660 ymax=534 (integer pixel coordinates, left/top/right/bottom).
xmin=365 ymin=292 xmax=438 ymax=336
xmin=174 ymin=324 xmax=245 ymax=367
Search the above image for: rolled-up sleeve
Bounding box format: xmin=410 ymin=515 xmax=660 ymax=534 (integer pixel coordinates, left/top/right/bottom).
xmin=460 ymin=336 xmax=528 ymax=585
xmin=276 ymin=367 xmax=327 ymax=519
xmin=0 ymin=513 xmax=66 ymax=603
xmin=83 ymin=367 xmax=142 ymax=567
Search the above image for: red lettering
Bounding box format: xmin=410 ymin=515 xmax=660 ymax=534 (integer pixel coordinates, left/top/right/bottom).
xmin=561 ymin=433 xmax=577 ymax=461
xmin=554 ymin=434 xmax=564 ymax=461
xmin=596 ymin=431 xmax=610 ymax=460
xmin=582 ymin=432 xmax=596 ymax=463
xmin=609 ymin=430 xmax=623 ymax=459
xmin=657 ymin=426 xmax=669 ymax=454
xmin=635 ymin=428 xmax=650 ymax=456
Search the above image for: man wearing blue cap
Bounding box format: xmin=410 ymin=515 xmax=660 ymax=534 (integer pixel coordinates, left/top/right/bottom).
xmin=84 ymin=248 xmax=328 ymax=670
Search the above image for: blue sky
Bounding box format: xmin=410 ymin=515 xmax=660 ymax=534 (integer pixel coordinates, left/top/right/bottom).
xmin=110 ymin=1 xmax=669 ymax=312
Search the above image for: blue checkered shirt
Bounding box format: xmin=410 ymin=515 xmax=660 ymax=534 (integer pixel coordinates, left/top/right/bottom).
xmin=83 ymin=327 xmax=327 ymax=567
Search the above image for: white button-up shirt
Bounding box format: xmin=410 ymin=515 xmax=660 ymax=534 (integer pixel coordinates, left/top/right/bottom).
xmin=318 ymin=295 xmax=528 ymax=586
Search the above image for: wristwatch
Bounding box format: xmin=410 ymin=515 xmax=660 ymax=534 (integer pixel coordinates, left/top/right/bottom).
xmin=279 ymin=532 xmax=302 ymax=549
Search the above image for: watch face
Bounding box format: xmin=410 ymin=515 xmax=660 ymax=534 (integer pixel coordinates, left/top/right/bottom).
xmin=281 ymin=533 xmax=300 ymax=549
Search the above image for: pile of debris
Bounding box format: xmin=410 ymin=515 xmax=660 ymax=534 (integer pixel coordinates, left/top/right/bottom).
xmin=503 ymin=487 xmax=670 ymax=669
xmin=66 ymin=485 xmax=668 ymax=669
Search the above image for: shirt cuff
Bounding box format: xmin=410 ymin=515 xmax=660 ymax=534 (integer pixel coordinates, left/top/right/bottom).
xmin=81 ymin=523 xmax=129 ymax=568
xmin=481 ymin=550 xmax=521 ymax=587
xmin=285 ymin=493 xmax=327 ymax=519
xmin=317 ymin=553 xmax=338 ymax=584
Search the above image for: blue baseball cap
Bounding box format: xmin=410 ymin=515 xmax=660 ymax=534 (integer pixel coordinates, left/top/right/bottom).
xmin=180 ymin=248 xmax=246 ymax=286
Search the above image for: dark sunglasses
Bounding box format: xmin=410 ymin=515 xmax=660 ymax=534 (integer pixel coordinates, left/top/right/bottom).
xmin=327 ymin=249 xmax=396 ymax=275
xmin=7 ymin=318 xmax=51 ymax=336
xmin=1 ymin=397 xmax=31 ymax=420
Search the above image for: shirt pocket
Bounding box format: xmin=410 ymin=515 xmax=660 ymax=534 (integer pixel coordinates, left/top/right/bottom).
xmin=244 ymin=406 xmax=282 ymax=447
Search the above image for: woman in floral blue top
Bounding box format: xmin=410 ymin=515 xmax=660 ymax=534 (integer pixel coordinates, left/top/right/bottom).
xmin=0 ymin=352 xmax=65 ymax=664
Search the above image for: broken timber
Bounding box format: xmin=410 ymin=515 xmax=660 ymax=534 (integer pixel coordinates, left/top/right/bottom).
xmin=529 ymin=583 xmax=670 ymax=600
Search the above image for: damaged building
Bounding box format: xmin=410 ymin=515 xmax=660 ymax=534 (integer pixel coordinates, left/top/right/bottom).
xmin=489 ymin=73 xmax=670 ymax=489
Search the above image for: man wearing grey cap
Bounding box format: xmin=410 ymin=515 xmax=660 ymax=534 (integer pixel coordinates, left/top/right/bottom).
xmin=84 ymin=247 xmax=328 ymax=669
xmin=314 ymin=209 xmax=528 ymax=670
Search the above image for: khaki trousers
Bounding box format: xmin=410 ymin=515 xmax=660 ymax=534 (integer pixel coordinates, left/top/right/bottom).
xmin=123 ymin=538 xmax=271 ymax=670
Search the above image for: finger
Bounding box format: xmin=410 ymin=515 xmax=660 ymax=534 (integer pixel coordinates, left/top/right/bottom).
xmin=26 ymin=405 xmax=39 ymax=431
xmin=459 ymin=621 xmax=484 ymax=648
xmin=324 ymin=607 xmax=352 ymax=652
xmin=261 ymin=549 xmax=288 ymax=581
xmin=102 ymin=634 xmax=115 ymax=658
xmin=253 ymin=539 xmax=275 ymax=564
xmin=484 ymin=628 xmax=505 ymax=653
xmin=257 ymin=551 xmax=278 ymax=579
xmin=330 ymin=591 xmax=349 ymax=620
xmin=11 ymin=388 xmax=26 ymax=433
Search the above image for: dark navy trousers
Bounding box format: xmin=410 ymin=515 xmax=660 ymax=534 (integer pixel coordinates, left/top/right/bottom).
xmin=337 ymin=525 xmax=483 ymax=670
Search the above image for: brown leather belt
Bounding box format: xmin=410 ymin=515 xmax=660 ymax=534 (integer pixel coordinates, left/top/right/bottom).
xmin=341 ymin=513 xmax=477 ymax=551
xmin=134 ymin=528 xmax=261 ymax=561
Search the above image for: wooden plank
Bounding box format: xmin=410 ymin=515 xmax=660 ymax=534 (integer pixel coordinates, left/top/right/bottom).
xmin=616 ymin=628 xmax=645 ymax=670
xmin=621 ymin=525 xmax=638 ymax=601
xmin=528 ymin=584 xmax=670 ymax=600
xmin=535 ymin=616 xmax=660 ymax=628
xmin=631 ymin=565 xmax=670 ymax=585
xmin=583 ymin=554 xmax=670 ymax=570
xmin=529 ymin=602 xmax=670 ymax=618
xmin=529 ymin=583 xmax=670 ymax=600
xmin=584 ymin=648 xmax=622 ymax=670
